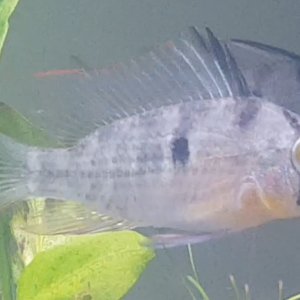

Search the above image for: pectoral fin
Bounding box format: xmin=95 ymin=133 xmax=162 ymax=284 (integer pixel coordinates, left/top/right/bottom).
xmin=148 ymin=231 xmax=227 ymax=249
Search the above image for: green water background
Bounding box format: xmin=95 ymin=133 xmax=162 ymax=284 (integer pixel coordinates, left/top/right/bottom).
xmin=0 ymin=1 xmax=300 ymax=299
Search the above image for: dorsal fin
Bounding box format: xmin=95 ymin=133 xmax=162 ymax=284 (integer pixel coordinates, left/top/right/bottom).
xmin=204 ymin=28 xmax=251 ymax=97
xmin=22 ymin=27 xmax=250 ymax=146
xmin=228 ymin=38 xmax=300 ymax=114
xmin=231 ymin=38 xmax=300 ymax=61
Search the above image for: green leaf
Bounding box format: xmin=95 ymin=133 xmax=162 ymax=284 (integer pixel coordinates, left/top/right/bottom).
xmin=0 ymin=1 xmax=24 ymax=299
xmin=0 ymin=211 xmax=17 ymax=300
xmin=0 ymin=68 xmax=58 ymax=300
xmin=286 ymin=295 xmax=300 ymax=300
xmin=0 ymin=0 xmax=19 ymax=58
xmin=0 ymin=93 xmax=59 ymax=300
xmin=0 ymin=102 xmax=60 ymax=147
xmin=17 ymin=231 xmax=155 ymax=300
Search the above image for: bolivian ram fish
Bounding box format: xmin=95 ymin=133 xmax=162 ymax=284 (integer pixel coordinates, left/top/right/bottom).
xmin=1 ymin=27 xmax=300 ymax=247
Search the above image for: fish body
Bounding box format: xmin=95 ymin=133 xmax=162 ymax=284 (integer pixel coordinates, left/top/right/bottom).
xmin=1 ymin=28 xmax=300 ymax=246
xmin=25 ymin=97 xmax=300 ymax=233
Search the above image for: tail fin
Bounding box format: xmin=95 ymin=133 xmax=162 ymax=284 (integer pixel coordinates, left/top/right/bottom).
xmin=0 ymin=134 xmax=30 ymax=209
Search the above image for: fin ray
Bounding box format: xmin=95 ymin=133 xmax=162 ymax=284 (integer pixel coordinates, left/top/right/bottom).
xmin=0 ymin=134 xmax=30 ymax=208
xmin=19 ymin=199 xmax=135 ymax=235
xmin=228 ymin=38 xmax=300 ymax=113
xmin=231 ymin=39 xmax=300 ymax=61
xmin=24 ymin=27 xmax=250 ymax=146
xmin=149 ymin=231 xmax=227 ymax=249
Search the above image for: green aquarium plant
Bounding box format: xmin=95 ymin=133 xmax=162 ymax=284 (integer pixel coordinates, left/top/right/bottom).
xmin=0 ymin=0 xmax=19 ymax=54
xmin=17 ymin=231 xmax=154 ymax=300
xmin=185 ymin=244 xmax=300 ymax=300
xmin=0 ymin=1 xmax=22 ymax=299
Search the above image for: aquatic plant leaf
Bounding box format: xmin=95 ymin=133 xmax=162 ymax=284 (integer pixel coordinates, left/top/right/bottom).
xmin=186 ymin=276 xmax=210 ymax=300
xmin=0 ymin=0 xmax=19 ymax=58
xmin=0 ymin=212 xmax=18 ymax=300
xmin=17 ymin=231 xmax=154 ymax=300
xmin=0 ymin=1 xmax=25 ymax=299
xmin=0 ymin=91 xmax=60 ymax=300
xmin=0 ymin=102 xmax=60 ymax=147
xmin=286 ymin=295 xmax=300 ymax=300
xmin=0 ymin=103 xmax=63 ymax=296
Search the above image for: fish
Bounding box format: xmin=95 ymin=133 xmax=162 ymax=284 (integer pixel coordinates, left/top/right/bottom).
xmin=1 ymin=27 xmax=300 ymax=248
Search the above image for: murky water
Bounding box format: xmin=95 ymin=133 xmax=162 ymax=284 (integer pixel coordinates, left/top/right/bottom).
xmin=0 ymin=1 xmax=300 ymax=299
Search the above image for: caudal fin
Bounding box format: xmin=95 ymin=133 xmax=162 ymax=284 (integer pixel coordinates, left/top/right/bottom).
xmin=0 ymin=134 xmax=30 ymax=208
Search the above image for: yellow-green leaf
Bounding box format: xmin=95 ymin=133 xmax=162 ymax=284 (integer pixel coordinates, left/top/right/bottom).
xmin=18 ymin=231 xmax=155 ymax=300
xmin=0 ymin=1 xmax=25 ymax=299
xmin=0 ymin=102 xmax=60 ymax=147
xmin=0 ymin=0 xmax=19 ymax=58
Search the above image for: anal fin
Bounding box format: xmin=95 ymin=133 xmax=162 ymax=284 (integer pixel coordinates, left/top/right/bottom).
xmin=14 ymin=199 xmax=134 ymax=236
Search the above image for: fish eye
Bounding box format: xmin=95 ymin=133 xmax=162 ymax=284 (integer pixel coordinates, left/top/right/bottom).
xmin=292 ymin=138 xmax=300 ymax=173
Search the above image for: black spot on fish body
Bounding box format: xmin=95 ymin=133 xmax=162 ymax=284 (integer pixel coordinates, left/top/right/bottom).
xmin=171 ymin=136 xmax=190 ymax=166
xmin=282 ymin=109 xmax=300 ymax=132
xmin=237 ymin=99 xmax=260 ymax=128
